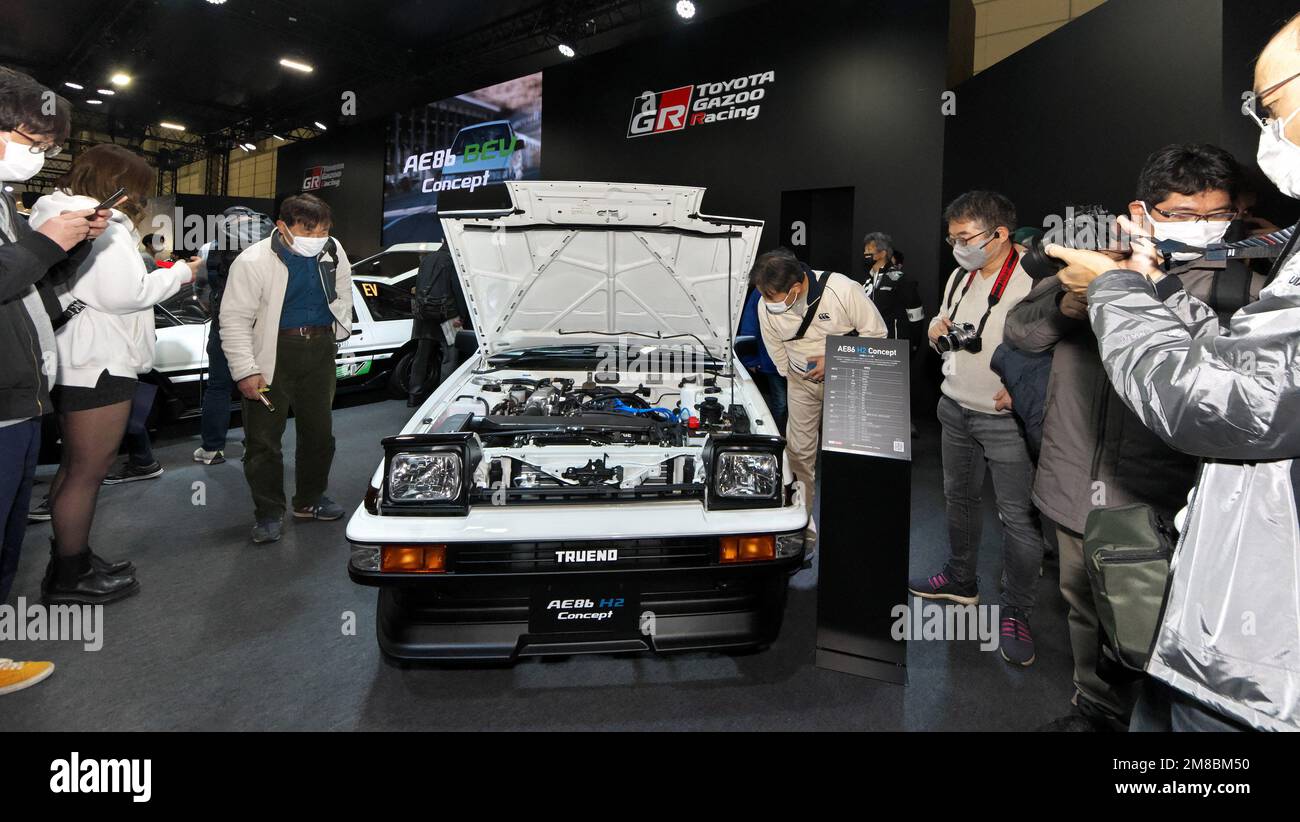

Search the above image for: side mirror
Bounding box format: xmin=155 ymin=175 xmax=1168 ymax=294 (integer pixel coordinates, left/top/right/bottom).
xmin=733 ymin=334 xmax=759 ymax=360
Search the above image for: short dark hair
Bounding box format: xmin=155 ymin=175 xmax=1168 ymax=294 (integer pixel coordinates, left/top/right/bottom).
xmin=943 ymin=190 xmax=1017 ymax=234
xmin=750 ymin=247 xmax=803 ymax=294
xmin=57 ymin=143 xmax=154 ymax=220
xmin=279 ymin=193 xmax=331 ymax=230
xmin=1136 ymin=143 xmax=1242 ymax=206
xmin=0 ymin=67 xmax=71 ymax=144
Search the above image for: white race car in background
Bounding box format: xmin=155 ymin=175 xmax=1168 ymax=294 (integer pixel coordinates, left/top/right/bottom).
xmin=148 ymin=242 xmax=439 ymax=421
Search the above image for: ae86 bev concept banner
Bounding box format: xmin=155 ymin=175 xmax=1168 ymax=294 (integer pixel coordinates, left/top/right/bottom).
xmin=627 ymin=70 xmax=776 ymax=138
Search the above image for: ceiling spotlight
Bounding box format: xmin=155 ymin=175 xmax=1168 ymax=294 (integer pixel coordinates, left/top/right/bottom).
xmin=241 ymin=142 xmax=257 ymax=151
xmin=313 ymin=121 xmax=328 ymax=131
xmin=64 ymin=81 xmax=83 ymax=90
xmin=279 ymin=58 xmax=314 ymax=73
xmin=160 ymin=121 xmax=186 ymax=131
xmin=110 ymin=72 xmax=131 ymax=87
xmin=272 ymin=134 xmax=285 ymax=141
xmin=85 ymin=99 xmax=102 ymax=105
xmin=675 ymin=1 xmax=696 ymax=19
xmin=97 ymin=88 xmax=115 ymax=96
xmin=558 ymin=43 xmax=575 ymax=58
xmin=206 ymin=0 xmax=228 ymax=4
xmin=4 ymin=186 xmax=13 ymax=193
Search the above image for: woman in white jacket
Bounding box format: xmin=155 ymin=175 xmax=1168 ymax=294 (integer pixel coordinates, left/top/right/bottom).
xmin=27 ymin=144 xmax=202 ymax=605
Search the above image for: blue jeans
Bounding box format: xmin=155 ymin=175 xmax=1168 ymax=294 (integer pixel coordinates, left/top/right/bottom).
xmin=937 ymin=394 xmax=1042 ymax=613
xmin=1130 ymin=677 xmax=1250 ymax=732
xmin=753 ymin=371 xmax=787 ymax=434
xmin=200 ymin=316 xmax=234 ymax=452
xmin=0 ymin=419 xmax=40 ymax=604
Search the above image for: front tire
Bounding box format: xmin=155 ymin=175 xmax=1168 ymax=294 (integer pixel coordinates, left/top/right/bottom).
xmin=387 ymin=350 xmax=415 ymax=399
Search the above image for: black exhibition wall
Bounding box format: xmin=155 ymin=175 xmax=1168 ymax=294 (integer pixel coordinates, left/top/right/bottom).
xmin=273 ymin=124 xmax=386 ymax=260
xmin=943 ymin=0 xmax=1299 ymax=277
xmin=542 ymin=0 xmax=952 ymax=303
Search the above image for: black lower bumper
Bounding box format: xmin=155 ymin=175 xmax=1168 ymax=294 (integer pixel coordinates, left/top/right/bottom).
xmin=369 ymin=565 xmax=795 ymax=663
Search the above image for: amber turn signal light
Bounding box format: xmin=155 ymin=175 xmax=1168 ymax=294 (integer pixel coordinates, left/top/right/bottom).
xmin=380 ymin=544 xmax=447 ymax=572
xmin=719 ymin=534 xmax=775 ymax=563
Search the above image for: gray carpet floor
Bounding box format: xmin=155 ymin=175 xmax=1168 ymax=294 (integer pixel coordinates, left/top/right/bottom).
xmin=0 ymin=392 xmax=1074 ymax=731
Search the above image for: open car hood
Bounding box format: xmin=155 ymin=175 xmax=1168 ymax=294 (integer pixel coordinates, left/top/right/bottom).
xmin=439 ymin=182 xmax=763 ymax=360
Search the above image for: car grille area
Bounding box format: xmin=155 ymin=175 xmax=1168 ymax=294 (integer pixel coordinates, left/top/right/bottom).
xmin=451 ymin=537 xmax=717 ymax=574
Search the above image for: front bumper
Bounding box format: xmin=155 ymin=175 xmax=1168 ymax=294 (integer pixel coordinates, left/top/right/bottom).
xmin=350 ymin=534 xmax=805 ymax=662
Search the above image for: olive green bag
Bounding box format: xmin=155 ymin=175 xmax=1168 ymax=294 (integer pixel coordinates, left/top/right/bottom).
xmin=1082 ymin=504 xmax=1175 ymax=673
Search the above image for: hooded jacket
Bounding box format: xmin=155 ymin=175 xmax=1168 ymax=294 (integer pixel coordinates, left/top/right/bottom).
xmin=1086 ymin=233 xmax=1300 ymax=731
xmin=219 ymin=232 xmax=352 ymax=386
xmin=27 ymin=190 xmax=189 ymax=388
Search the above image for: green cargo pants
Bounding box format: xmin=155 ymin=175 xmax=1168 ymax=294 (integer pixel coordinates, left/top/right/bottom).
xmin=241 ymin=333 xmax=337 ymax=522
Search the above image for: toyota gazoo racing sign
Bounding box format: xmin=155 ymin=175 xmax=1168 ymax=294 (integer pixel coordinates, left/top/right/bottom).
xmin=627 ymin=70 xmax=775 ymax=138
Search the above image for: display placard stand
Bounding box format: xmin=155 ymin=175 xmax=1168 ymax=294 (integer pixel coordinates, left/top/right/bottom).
xmin=814 ymin=336 xmax=911 ymax=684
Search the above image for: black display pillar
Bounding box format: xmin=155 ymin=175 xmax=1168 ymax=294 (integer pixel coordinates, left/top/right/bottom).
xmin=815 ymin=336 xmax=911 ymax=684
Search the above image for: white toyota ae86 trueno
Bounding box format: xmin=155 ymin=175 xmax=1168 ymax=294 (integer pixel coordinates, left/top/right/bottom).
xmin=346 ymin=181 xmax=808 ymax=663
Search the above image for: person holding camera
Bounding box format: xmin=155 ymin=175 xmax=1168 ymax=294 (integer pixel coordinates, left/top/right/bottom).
xmin=909 ymin=191 xmax=1040 ymax=667
xmin=28 ymin=144 xmax=203 ymax=605
xmin=0 ymin=71 xmax=109 ymax=617
xmin=1044 ymin=14 xmax=1300 ymax=731
xmin=1005 ymin=144 xmax=1266 ymax=731
xmin=753 ymin=248 xmax=887 ymax=555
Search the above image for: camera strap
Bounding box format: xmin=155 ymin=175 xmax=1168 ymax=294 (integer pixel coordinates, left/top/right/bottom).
xmin=946 ymin=248 xmax=1019 ymax=340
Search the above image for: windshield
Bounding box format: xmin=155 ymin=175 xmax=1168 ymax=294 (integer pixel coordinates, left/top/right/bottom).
xmin=451 ymin=123 xmax=513 ymax=156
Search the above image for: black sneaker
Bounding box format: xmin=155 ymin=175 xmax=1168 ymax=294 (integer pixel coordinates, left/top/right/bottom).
xmin=102 ymin=461 xmax=163 ymax=485
xmin=999 ymin=606 xmax=1036 ymax=667
xmin=27 ymin=496 xmax=51 ymax=523
xmin=907 ymin=569 xmax=979 ymax=605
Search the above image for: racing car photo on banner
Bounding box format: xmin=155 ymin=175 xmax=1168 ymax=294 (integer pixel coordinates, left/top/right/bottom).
xmin=381 ymin=72 xmax=542 ymax=247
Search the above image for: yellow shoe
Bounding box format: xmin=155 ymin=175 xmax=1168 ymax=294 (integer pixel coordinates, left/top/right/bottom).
xmin=0 ymin=659 xmax=55 ymax=695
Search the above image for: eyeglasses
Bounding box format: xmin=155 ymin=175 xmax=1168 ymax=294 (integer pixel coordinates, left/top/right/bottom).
xmin=6 ymin=128 xmax=62 ymax=158
xmin=944 ymin=229 xmax=990 ymax=247
xmin=1248 ymin=69 xmax=1300 ymax=129
xmin=1147 ymin=203 xmax=1238 ymax=223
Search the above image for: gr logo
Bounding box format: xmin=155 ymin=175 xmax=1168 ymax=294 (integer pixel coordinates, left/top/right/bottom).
xmin=628 ymin=86 xmax=693 ymax=138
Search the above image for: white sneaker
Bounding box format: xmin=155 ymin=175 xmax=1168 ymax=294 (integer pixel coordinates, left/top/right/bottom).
xmin=193 ymin=447 xmax=226 ymax=465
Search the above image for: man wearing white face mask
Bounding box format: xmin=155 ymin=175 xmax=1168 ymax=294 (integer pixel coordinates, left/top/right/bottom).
xmin=753 ymin=248 xmax=887 ymax=555
xmin=220 ymin=194 xmax=354 ymax=544
xmin=1046 ymin=13 xmax=1300 ymax=731
xmin=1005 ymin=144 xmax=1266 ymax=731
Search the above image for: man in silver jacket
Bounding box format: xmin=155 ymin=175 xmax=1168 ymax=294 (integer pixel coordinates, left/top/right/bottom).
xmin=1046 ymin=15 xmax=1300 ymax=731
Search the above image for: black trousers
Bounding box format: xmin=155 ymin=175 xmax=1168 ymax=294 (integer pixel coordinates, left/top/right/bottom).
xmin=409 ymin=337 xmax=443 ymax=402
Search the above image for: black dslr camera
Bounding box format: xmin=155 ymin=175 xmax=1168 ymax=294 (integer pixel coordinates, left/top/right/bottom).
xmin=936 ymin=322 xmax=981 ymax=354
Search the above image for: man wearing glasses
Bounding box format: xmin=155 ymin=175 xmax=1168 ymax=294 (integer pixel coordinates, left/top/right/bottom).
xmin=1045 ymin=13 xmax=1300 ymax=731
xmin=908 ymin=191 xmax=1040 ymax=667
xmin=0 ymin=68 xmax=108 ymax=696
xmin=1004 ymin=144 xmax=1265 ymax=731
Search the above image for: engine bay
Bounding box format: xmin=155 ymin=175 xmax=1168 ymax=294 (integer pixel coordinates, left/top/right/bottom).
xmin=434 ymin=370 xmax=753 ymax=448
xmin=418 ymin=368 xmax=768 ymax=496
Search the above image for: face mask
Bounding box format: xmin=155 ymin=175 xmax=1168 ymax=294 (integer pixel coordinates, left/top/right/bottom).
xmin=952 ymin=234 xmax=994 ymax=271
xmin=1144 ymin=205 xmax=1231 ymax=260
xmin=1257 ymin=106 xmax=1300 ymax=199
xmin=285 ymin=230 xmax=328 ymax=257
xmin=0 ymin=134 xmax=46 ymax=182
xmin=764 ymin=285 xmax=804 ymax=315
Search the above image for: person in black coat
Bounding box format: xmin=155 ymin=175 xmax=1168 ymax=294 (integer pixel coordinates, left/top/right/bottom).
xmin=861 ymin=231 xmax=925 ymax=346
xmin=407 ymin=245 xmax=462 ymax=406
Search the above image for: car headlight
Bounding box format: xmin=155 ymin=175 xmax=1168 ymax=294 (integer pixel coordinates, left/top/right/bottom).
xmin=703 ymin=434 xmax=785 ymax=510
xmin=388 ymin=453 xmax=461 ymax=501
xmin=380 ymin=432 xmax=480 ymax=515
xmin=716 ymin=452 xmax=778 ymax=498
